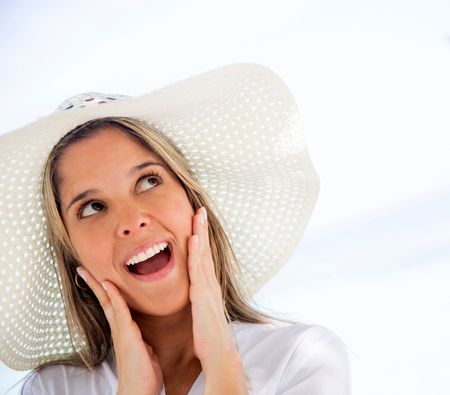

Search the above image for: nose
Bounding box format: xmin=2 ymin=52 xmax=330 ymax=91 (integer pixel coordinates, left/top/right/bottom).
xmin=115 ymin=202 xmax=151 ymax=238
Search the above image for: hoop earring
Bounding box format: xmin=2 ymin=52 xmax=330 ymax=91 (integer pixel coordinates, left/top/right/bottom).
xmin=75 ymin=272 xmax=89 ymax=291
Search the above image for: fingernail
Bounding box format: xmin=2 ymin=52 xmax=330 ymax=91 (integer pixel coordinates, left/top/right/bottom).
xmin=102 ymin=282 xmax=108 ymax=292
xmin=199 ymin=212 xmax=204 ymax=225
xmin=76 ymin=267 xmax=86 ymax=281
xmin=201 ymin=207 xmax=207 ymax=222
xmin=193 ymin=235 xmax=199 ymax=245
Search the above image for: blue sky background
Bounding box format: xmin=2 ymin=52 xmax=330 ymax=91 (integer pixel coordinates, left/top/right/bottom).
xmin=1 ymin=1 xmax=449 ymax=394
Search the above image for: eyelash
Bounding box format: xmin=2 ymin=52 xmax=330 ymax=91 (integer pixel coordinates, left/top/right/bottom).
xmin=76 ymin=171 xmax=163 ymax=219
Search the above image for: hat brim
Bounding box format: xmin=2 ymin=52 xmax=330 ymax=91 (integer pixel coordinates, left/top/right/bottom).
xmin=0 ymin=63 xmax=319 ymax=369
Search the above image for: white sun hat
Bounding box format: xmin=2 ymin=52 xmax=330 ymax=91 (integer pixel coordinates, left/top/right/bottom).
xmin=0 ymin=63 xmax=320 ymax=370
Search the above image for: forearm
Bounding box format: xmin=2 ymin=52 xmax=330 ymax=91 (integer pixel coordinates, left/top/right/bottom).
xmin=203 ymin=351 xmax=249 ymax=395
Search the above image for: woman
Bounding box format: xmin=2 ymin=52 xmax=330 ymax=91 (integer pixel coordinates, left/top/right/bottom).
xmin=0 ymin=63 xmax=351 ymax=394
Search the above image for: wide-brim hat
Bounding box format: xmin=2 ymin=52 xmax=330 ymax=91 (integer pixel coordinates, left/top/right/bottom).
xmin=0 ymin=63 xmax=319 ymax=370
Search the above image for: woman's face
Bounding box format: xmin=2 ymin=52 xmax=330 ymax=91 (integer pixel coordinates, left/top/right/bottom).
xmin=58 ymin=127 xmax=194 ymax=316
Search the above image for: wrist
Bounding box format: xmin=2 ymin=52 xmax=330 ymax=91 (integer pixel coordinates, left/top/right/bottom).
xmin=203 ymin=351 xmax=249 ymax=394
xmin=202 ymin=349 xmax=241 ymax=375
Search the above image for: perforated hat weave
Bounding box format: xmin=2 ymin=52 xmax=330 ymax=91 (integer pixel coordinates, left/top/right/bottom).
xmin=0 ymin=63 xmax=319 ymax=370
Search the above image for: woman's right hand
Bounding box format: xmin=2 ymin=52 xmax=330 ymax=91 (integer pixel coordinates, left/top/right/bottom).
xmin=77 ymin=267 xmax=163 ymax=395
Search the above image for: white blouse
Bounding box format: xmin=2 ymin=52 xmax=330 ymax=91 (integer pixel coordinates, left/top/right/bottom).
xmin=22 ymin=321 xmax=351 ymax=394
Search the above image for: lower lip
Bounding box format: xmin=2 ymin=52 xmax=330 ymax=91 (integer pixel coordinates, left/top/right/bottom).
xmin=126 ymin=245 xmax=174 ymax=282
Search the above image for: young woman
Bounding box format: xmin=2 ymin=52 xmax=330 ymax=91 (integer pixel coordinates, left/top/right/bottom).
xmin=0 ymin=64 xmax=351 ymax=394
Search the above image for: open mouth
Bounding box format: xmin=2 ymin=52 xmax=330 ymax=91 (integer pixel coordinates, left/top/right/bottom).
xmin=126 ymin=244 xmax=172 ymax=276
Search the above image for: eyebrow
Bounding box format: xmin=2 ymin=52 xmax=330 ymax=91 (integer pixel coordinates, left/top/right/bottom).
xmin=65 ymin=161 xmax=165 ymax=214
xmin=127 ymin=161 xmax=165 ymax=177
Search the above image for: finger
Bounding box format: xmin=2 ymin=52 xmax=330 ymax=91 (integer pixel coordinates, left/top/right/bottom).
xmin=193 ymin=207 xmax=210 ymax=256
xmin=187 ymin=234 xmax=201 ymax=273
xmin=195 ymin=207 xmax=216 ymax=281
xmin=188 ymin=232 xmax=214 ymax=295
xmin=189 ymin=208 xmax=203 ymax=266
xmin=102 ymin=280 xmax=133 ymax=326
xmin=188 ymin=217 xmax=218 ymax=293
xmin=77 ymin=266 xmax=114 ymax=321
xmin=193 ymin=208 xmax=203 ymax=236
xmin=200 ymin=207 xmax=211 ymax=248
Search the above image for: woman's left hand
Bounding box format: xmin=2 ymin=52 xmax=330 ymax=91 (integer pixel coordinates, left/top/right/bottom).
xmin=188 ymin=207 xmax=249 ymax=394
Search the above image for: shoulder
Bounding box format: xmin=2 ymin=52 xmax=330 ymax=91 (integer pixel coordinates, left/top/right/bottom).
xmin=231 ymin=320 xmax=348 ymax=357
xmin=21 ymin=355 xmax=117 ymax=395
xmin=231 ymin=321 xmax=351 ymax=395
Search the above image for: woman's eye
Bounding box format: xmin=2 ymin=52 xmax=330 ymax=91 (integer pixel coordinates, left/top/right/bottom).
xmin=138 ymin=175 xmax=161 ymax=192
xmin=79 ymin=201 xmax=106 ymax=218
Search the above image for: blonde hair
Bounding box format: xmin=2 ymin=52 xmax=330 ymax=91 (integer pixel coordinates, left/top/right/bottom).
xmin=39 ymin=117 xmax=290 ymax=371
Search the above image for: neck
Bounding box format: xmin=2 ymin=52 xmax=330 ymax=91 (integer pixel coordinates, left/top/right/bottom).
xmin=131 ymin=303 xmax=197 ymax=369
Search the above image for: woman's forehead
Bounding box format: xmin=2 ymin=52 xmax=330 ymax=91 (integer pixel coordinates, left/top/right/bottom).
xmin=57 ymin=128 xmax=165 ymax=192
xmin=59 ymin=127 xmax=160 ymax=168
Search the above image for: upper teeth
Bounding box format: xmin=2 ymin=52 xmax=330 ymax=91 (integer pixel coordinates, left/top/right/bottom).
xmin=126 ymin=242 xmax=168 ymax=266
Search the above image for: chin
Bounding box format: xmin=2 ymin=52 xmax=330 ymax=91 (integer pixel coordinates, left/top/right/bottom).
xmin=129 ymin=282 xmax=190 ymax=317
xmin=150 ymin=295 xmax=190 ymax=317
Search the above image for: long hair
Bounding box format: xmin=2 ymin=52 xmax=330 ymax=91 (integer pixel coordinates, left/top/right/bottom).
xmin=39 ymin=117 xmax=290 ymax=371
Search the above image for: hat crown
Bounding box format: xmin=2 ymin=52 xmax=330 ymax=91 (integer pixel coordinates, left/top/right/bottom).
xmin=54 ymin=92 xmax=130 ymax=113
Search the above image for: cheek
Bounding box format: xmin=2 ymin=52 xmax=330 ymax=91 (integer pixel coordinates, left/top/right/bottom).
xmin=154 ymin=186 xmax=194 ymax=232
xmin=165 ymin=196 xmax=194 ymax=236
xmin=70 ymin=229 xmax=113 ymax=275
